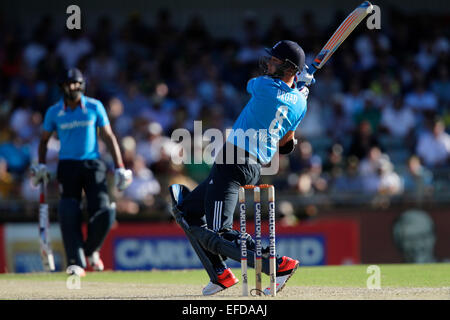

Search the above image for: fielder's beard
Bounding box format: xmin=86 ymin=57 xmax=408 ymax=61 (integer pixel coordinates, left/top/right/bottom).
xmin=63 ymin=87 xmax=82 ymax=102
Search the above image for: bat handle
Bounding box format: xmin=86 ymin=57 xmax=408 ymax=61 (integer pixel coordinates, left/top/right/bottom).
xmin=309 ymin=64 xmax=318 ymax=75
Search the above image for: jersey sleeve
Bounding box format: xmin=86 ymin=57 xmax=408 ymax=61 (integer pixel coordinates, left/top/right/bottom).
xmin=96 ymin=101 xmax=110 ymax=127
xmin=290 ymin=101 xmax=308 ymax=131
xmin=42 ymin=108 xmax=56 ymax=132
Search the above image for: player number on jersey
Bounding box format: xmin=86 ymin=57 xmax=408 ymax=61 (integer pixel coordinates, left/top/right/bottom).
xmin=269 ymin=106 xmax=289 ymax=138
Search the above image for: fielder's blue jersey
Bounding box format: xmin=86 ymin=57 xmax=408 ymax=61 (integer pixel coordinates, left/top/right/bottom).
xmin=43 ymin=95 xmax=110 ymax=160
xmin=227 ymin=76 xmax=307 ymax=164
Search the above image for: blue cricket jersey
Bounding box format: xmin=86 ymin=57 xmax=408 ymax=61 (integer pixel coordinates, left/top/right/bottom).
xmin=227 ymin=76 xmax=308 ymax=164
xmin=43 ymin=95 xmax=110 ymax=160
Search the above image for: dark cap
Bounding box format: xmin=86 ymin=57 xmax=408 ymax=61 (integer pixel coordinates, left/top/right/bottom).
xmin=59 ymin=68 xmax=86 ymax=99
xmin=265 ymin=40 xmax=305 ymax=71
xmin=59 ymin=68 xmax=84 ymax=85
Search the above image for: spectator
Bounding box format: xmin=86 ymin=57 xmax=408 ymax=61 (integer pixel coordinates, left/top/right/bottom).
xmin=400 ymin=155 xmax=433 ymax=196
xmin=342 ymin=80 xmax=366 ymax=118
xmin=326 ymin=94 xmax=354 ymax=142
xmin=0 ymin=131 xmax=31 ymax=175
xmin=214 ymin=80 xmax=240 ymax=122
xmin=23 ymin=30 xmax=48 ymax=70
xmin=56 ymin=30 xmax=93 ymax=69
xmin=358 ymin=146 xmax=385 ymax=177
xmin=296 ymin=155 xmax=328 ymax=195
xmin=354 ymin=92 xmax=381 ymax=133
xmin=360 ymin=155 xmax=402 ymax=195
xmin=9 ymin=99 xmax=34 ymax=141
xmin=332 ymin=156 xmax=363 ymax=194
xmin=197 ymin=65 xmax=238 ymax=109
xmin=107 ymin=97 xmax=132 ymax=137
xmin=404 ymin=81 xmax=438 ymax=113
xmin=380 ymin=95 xmax=416 ymax=139
xmin=0 ymin=158 xmax=14 ymax=198
xmin=297 ymin=97 xmax=326 ymax=138
xmin=415 ymin=40 xmax=437 ymax=73
xmin=416 ymin=118 xmax=450 ymax=167
xmin=87 ymin=50 xmax=119 ymax=83
xmin=278 ymin=200 xmax=298 ymax=227
xmin=135 ymin=121 xmax=171 ymax=167
xmin=376 ymin=158 xmax=403 ymax=196
xmin=116 ymin=82 xmax=152 ymax=118
xmin=179 ymin=84 xmax=202 ymax=122
xmin=369 ymin=73 xmax=401 ymax=108
xmin=121 ymin=155 xmax=161 ymax=204
xmin=431 ymin=66 xmax=450 ymax=108
xmin=322 ymin=143 xmax=345 ymax=182
xmin=289 ymin=140 xmax=315 ymax=173
xmin=354 ymin=32 xmax=390 ymax=71
xmin=20 ymin=174 xmax=39 ymax=202
xmin=312 ymin=67 xmax=343 ymax=104
xmin=236 ymin=36 xmax=266 ymax=65
xmin=142 ymin=82 xmax=175 ymax=131
xmin=348 ymin=120 xmax=380 ymax=160
xmin=120 ymin=136 xmax=137 ymax=169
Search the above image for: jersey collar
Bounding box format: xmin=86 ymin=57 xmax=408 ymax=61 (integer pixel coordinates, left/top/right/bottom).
xmin=62 ymin=95 xmax=87 ymax=111
xmin=278 ymin=78 xmax=298 ymax=92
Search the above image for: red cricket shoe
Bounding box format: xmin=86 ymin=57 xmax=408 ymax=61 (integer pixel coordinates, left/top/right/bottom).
xmin=278 ymin=256 xmax=300 ymax=276
xmin=87 ymin=252 xmax=104 ymax=272
xmin=202 ymin=268 xmax=239 ymax=296
xmin=264 ymin=256 xmax=300 ymax=295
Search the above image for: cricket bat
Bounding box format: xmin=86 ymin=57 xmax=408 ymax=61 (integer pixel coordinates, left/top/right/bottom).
xmin=39 ymin=181 xmax=55 ymax=271
xmin=300 ymin=1 xmax=374 ymax=84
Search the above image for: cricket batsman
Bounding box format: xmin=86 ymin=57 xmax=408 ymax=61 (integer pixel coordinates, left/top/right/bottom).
xmin=169 ymin=40 xmax=314 ymax=295
xmin=31 ymin=68 xmax=133 ymax=276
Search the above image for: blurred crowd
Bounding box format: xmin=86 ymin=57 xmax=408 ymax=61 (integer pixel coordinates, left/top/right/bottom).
xmin=0 ymin=8 xmax=449 ymax=218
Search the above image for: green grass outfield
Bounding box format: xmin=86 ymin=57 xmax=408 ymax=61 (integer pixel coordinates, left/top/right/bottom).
xmin=0 ymin=264 xmax=449 ymax=288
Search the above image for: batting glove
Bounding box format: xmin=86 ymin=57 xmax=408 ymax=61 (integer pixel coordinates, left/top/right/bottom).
xmin=114 ymin=167 xmax=133 ymax=191
xmin=30 ymin=163 xmax=50 ymax=186
xmin=297 ymin=65 xmax=315 ymax=86
xmin=299 ymin=86 xmax=310 ymax=99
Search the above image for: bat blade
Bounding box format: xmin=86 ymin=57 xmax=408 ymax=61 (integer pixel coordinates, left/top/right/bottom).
xmin=39 ymin=182 xmax=55 ymax=272
xmin=311 ymin=1 xmax=373 ymax=72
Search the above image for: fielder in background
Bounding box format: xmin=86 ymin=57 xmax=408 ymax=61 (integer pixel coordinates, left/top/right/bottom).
xmin=31 ymin=68 xmax=133 ymax=277
xmin=169 ymin=40 xmax=314 ymax=296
